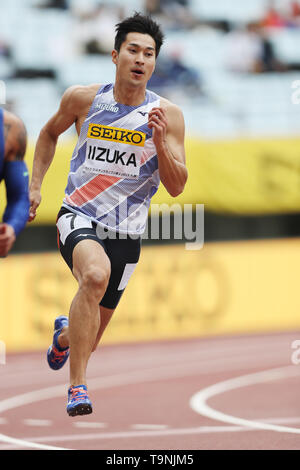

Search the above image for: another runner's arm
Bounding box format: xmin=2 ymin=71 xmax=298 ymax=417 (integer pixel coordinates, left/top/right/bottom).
xmin=148 ymin=103 xmax=187 ymax=197
xmin=29 ymin=86 xmax=82 ymax=222
xmin=0 ymin=113 xmax=29 ymax=256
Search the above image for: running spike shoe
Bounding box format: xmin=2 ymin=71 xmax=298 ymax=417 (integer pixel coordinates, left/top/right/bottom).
xmin=67 ymin=385 xmax=93 ymax=416
xmin=47 ymin=315 xmax=69 ymax=370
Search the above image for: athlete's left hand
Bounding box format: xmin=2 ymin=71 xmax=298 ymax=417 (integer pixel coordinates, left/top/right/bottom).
xmin=0 ymin=223 xmax=16 ymax=257
xmin=148 ymin=107 xmax=168 ymax=150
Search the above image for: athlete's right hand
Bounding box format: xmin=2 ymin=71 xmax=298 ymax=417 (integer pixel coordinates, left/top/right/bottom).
xmin=28 ymin=188 xmax=41 ymax=222
xmin=0 ymin=223 xmax=16 ymax=257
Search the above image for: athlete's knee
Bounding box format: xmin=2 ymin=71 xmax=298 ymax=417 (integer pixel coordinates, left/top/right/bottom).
xmin=80 ymin=266 xmax=110 ymax=298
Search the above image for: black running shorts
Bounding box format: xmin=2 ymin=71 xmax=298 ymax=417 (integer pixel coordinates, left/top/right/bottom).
xmin=56 ymin=207 xmax=141 ymax=309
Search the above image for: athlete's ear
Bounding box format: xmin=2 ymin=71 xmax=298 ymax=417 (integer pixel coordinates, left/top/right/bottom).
xmin=111 ymin=49 xmax=118 ymax=65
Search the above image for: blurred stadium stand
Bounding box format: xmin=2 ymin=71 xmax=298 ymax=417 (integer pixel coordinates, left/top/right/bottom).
xmin=0 ymin=0 xmax=300 ymax=139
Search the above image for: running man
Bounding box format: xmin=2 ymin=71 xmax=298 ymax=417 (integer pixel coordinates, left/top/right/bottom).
xmin=0 ymin=108 xmax=29 ymax=257
xmin=29 ymin=13 xmax=187 ymax=416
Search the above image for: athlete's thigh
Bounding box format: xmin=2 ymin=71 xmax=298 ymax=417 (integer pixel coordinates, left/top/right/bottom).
xmin=56 ymin=207 xmax=111 ymax=282
xmin=72 ymin=238 xmax=111 ymax=283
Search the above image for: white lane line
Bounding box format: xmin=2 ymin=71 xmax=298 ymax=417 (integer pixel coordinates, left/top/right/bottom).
xmin=73 ymin=422 xmax=107 ymax=429
xmin=0 ymin=426 xmax=258 ymax=448
xmin=131 ymin=424 xmax=169 ymax=430
xmin=2 ymin=415 xmax=300 ymax=449
xmin=0 ymin=427 xmax=246 ymax=449
xmin=261 ymin=416 xmax=300 ymax=425
xmin=0 ymin=433 xmax=67 ymax=450
xmin=23 ymin=419 xmax=52 ymax=427
xmin=190 ymin=365 xmax=300 ymax=434
xmin=0 ymin=384 xmax=66 ymax=414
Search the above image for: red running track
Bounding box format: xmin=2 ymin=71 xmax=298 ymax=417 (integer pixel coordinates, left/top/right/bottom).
xmin=0 ymin=331 xmax=300 ymax=450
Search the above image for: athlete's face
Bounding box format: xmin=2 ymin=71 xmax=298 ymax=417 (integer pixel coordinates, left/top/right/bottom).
xmin=112 ymin=32 xmax=156 ymax=86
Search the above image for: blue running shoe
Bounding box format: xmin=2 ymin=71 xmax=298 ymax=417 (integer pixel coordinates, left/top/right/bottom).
xmin=67 ymin=385 xmax=93 ymax=416
xmin=47 ymin=315 xmax=69 ymax=370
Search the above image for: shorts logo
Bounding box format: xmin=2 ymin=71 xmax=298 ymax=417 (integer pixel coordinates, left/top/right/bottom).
xmin=87 ymin=123 xmax=146 ymax=147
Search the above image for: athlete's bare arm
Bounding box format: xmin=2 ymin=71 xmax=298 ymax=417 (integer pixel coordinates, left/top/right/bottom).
xmin=148 ymin=99 xmax=187 ymax=197
xmin=29 ymin=84 xmax=99 ymax=222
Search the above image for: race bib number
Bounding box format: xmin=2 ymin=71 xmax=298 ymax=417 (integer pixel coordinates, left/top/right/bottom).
xmin=57 ymin=212 xmax=93 ymax=244
xmin=84 ymin=123 xmax=146 ymax=179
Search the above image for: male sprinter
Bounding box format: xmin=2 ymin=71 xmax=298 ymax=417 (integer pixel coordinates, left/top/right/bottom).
xmin=0 ymin=108 xmax=29 ymax=257
xmin=29 ymin=13 xmax=187 ymax=416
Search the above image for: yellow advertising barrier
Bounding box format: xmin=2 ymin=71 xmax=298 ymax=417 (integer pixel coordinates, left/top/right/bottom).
xmin=1 ymin=238 xmax=300 ymax=352
xmin=157 ymin=136 xmax=300 ymax=214
xmin=1 ymin=136 xmax=300 ymax=222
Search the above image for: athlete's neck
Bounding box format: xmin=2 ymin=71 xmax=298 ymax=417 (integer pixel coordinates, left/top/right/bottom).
xmin=113 ymin=80 xmax=146 ymax=107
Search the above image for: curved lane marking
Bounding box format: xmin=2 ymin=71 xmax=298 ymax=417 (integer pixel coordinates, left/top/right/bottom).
xmin=190 ymin=365 xmax=300 ymax=434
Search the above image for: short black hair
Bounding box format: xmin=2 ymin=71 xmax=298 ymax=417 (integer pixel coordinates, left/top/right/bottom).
xmin=114 ymin=12 xmax=164 ymax=58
